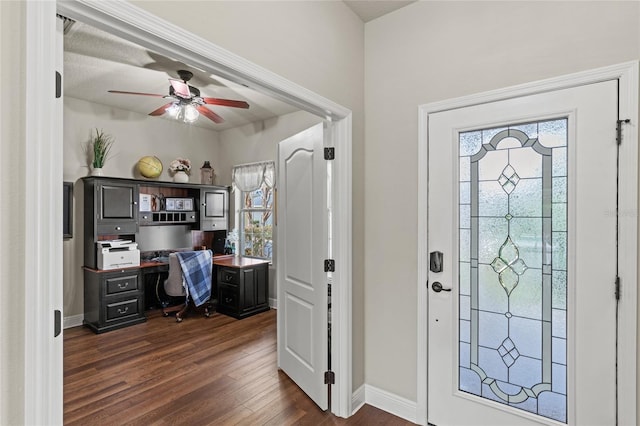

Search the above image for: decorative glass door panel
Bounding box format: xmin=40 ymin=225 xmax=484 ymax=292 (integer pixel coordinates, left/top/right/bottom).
xmin=459 ymin=120 xmax=567 ymax=422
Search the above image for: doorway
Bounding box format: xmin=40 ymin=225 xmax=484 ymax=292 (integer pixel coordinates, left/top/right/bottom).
xmin=417 ymin=63 xmax=638 ymax=426
xmin=26 ymin=1 xmax=353 ymax=422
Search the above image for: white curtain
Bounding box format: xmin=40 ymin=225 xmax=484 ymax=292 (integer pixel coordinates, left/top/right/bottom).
xmin=232 ymin=161 xmax=275 ymax=192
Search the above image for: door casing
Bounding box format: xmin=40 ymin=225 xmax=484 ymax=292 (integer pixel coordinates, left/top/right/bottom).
xmin=25 ymin=1 xmax=354 ymax=423
xmin=416 ymin=62 xmax=638 ymax=426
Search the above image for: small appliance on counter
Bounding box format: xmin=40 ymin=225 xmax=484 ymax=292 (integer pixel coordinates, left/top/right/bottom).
xmin=96 ymin=239 xmax=140 ymax=270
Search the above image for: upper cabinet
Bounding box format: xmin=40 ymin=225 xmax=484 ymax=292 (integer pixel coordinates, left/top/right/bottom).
xmin=82 ymin=177 xmax=230 ymax=268
xmin=86 ymin=178 xmax=139 ymax=236
xmin=97 ymin=181 xmax=139 ymax=230
xmin=200 ymin=188 xmax=229 ymax=231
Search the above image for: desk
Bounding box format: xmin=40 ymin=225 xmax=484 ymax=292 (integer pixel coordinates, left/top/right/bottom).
xmin=83 ymin=255 xmax=269 ymax=332
xmin=214 ymin=256 xmax=270 ymax=319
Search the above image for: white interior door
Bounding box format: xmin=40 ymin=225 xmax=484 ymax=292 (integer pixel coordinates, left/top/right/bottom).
xmin=427 ymin=80 xmax=622 ymax=425
xmin=277 ymin=123 xmax=328 ymax=410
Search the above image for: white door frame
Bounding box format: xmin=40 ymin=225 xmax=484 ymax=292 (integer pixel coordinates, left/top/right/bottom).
xmin=26 ymin=0 xmax=353 ymax=422
xmin=416 ymin=62 xmax=638 ymax=426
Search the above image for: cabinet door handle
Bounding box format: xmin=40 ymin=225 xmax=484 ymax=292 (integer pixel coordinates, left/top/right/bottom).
xmin=115 ymin=226 xmax=121 ymax=231
xmin=117 ymin=306 xmax=129 ymax=314
xmin=118 ymin=282 xmax=129 ymax=289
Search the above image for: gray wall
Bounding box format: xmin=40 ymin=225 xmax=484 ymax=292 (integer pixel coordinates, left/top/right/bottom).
xmin=7 ymin=1 xmax=640 ymax=424
xmin=363 ymin=0 xmax=640 ymax=402
xmin=131 ymin=0 xmax=367 ymax=392
xmin=63 ymin=96 xmax=222 ymax=318
xmin=218 ymin=110 xmax=323 ymax=301
xmin=0 ymin=2 xmax=26 ymax=423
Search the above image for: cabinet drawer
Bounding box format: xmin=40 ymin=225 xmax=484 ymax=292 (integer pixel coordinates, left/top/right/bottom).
xmin=219 ymin=284 xmax=238 ymax=310
xmin=105 ymin=274 xmax=139 ymax=295
xmin=219 ymin=268 xmax=239 ymax=285
xmin=106 ymin=298 xmax=139 ymax=321
xmin=97 ymin=221 xmax=137 ymax=235
xmin=203 ymin=218 xmax=227 ymax=231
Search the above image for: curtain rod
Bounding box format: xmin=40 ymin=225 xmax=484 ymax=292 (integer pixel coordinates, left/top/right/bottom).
xmin=232 ymin=160 xmax=275 ymax=169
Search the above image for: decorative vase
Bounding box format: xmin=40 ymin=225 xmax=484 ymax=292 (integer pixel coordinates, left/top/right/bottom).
xmin=91 ymin=167 xmax=104 ymax=176
xmin=173 ymin=170 xmax=189 ymax=183
xmin=200 ymin=161 xmax=214 ymax=185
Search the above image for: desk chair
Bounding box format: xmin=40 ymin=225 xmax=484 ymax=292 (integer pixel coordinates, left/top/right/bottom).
xmin=162 ymin=252 xmax=213 ymax=322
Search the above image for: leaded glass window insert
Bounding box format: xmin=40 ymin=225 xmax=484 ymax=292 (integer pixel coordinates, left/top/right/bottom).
xmin=459 ymin=119 xmax=567 ymax=423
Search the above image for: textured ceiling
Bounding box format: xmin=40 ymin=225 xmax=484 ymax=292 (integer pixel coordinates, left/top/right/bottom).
xmin=63 ymin=2 xmax=416 ymax=131
xmin=63 ymin=21 xmax=298 ymax=131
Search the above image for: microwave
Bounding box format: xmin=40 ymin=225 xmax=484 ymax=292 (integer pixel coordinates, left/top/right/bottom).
xmin=165 ymin=197 xmax=194 ymax=211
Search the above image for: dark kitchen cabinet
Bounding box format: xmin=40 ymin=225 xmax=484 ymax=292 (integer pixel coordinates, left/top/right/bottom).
xmin=199 ymin=188 xmax=229 ymax=230
xmin=83 ymin=177 xmax=139 ymax=268
xmin=83 ymin=268 xmax=145 ymax=333
xmin=216 ymin=260 xmax=269 ymax=319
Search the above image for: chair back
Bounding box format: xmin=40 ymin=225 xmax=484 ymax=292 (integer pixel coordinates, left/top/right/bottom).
xmin=164 ymin=253 xmax=186 ymax=297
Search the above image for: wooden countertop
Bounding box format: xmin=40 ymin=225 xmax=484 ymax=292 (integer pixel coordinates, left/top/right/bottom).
xmin=212 ymin=255 xmax=271 ymax=268
xmin=85 ymin=255 xmax=269 ymax=272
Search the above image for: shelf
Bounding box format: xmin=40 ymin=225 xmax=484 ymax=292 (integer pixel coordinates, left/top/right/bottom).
xmin=139 ymin=211 xmax=198 ymax=225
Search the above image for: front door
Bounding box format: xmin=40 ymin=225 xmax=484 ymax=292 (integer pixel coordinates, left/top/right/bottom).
xmin=427 ymin=79 xmax=626 ymax=425
xmin=277 ymin=123 xmax=328 ymax=410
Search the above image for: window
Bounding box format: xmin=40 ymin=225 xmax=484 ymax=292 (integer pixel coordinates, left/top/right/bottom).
xmin=239 ymin=182 xmax=274 ymax=259
xmin=232 ymin=161 xmax=275 ymax=261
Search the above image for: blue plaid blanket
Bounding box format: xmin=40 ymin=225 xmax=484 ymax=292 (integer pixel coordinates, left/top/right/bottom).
xmin=176 ymin=250 xmax=212 ymax=307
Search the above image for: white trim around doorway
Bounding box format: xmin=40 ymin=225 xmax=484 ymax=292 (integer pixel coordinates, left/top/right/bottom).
xmin=416 ymin=61 xmax=638 ymax=426
xmin=26 ymin=0 xmax=353 ymax=421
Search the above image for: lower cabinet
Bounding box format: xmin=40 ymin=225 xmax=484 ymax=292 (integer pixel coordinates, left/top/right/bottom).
xmin=83 ymin=268 xmax=146 ymax=333
xmin=216 ymin=262 xmax=269 ymax=319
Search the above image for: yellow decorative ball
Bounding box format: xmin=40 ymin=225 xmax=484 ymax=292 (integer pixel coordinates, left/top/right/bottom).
xmin=137 ymin=156 xmax=163 ymax=178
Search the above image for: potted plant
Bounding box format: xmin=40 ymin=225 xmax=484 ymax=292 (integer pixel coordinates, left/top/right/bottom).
xmin=87 ymin=128 xmax=114 ymax=176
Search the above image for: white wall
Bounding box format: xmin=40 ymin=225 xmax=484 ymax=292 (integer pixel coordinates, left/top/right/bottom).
xmin=364 ymin=0 xmax=640 ymax=403
xmin=63 ymin=96 xmax=221 ymax=317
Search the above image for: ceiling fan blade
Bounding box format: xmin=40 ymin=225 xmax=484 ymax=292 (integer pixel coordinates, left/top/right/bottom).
xmin=108 ymin=90 xmax=165 ymax=97
xmin=149 ymin=102 xmax=175 ymax=116
xmin=202 ymin=97 xmax=250 ymax=109
xmin=197 ymin=105 xmax=225 ymax=124
xmin=169 ymin=79 xmax=191 ymax=98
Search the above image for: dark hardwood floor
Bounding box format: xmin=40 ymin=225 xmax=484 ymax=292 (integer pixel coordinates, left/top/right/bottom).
xmin=64 ymin=308 xmax=414 ymax=425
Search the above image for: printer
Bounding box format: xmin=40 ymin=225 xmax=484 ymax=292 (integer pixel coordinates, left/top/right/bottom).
xmin=97 ymin=239 xmax=140 ymax=270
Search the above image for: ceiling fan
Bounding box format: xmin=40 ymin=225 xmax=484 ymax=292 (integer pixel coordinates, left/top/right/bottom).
xmin=108 ymin=69 xmax=250 ymax=124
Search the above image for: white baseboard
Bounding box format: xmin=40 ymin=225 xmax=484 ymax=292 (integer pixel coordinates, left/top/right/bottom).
xmin=63 ymin=314 xmax=83 ymax=329
xmin=269 ymin=298 xmax=277 ymax=309
xmin=351 ymin=384 xmax=366 ymax=414
xmin=360 ymin=384 xmax=418 ymax=424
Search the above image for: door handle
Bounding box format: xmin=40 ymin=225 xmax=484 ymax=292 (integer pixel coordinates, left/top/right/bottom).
xmin=431 ymin=281 xmax=451 ymax=293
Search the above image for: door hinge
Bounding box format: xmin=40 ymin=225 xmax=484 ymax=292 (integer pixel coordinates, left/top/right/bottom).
xmin=616 ymin=119 xmax=631 ymax=145
xmin=324 ymin=370 xmax=335 ymax=384
xmin=615 ymin=276 xmax=621 ymax=300
xmin=54 ymin=309 xmax=62 ymax=337
xmin=55 ymin=71 xmax=62 ymax=99
xmin=324 ymin=147 xmax=335 ymax=160
xmin=324 ymin=259 xmax=335 ymax=272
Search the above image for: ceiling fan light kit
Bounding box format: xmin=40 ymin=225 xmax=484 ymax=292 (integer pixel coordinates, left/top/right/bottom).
xmin=108 ymin=69 xmax=250 ymax=125
xmin=167 ymin=102 xmax=199 ymax=123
